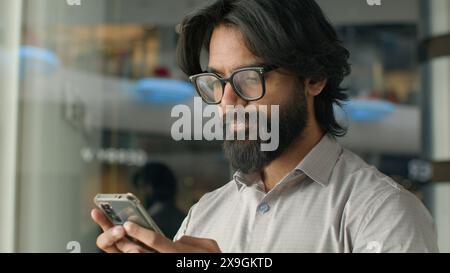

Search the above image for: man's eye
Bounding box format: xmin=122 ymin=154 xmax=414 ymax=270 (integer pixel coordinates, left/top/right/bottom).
xmin=211 ymin=80 xmax=222 ymax=89
xmin=203 ymin=79 xmax=218 ymax=88
xmin=244 ymin=77 xmax=260 ymax=84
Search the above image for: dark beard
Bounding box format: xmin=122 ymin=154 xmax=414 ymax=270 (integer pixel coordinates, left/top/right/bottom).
xmin=223 ymin=90 xmax=308 ymax=174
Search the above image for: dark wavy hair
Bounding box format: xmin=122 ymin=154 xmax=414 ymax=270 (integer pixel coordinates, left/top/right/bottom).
xmin=177 ymin=0 xmax=351 ymax=137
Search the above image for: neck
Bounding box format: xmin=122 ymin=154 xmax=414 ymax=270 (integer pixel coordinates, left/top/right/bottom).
xmin=262 ymin=120 xmax=324 ymax=192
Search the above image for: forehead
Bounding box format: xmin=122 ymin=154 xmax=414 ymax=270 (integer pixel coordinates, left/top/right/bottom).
xmin=208 ymin=25 xmax=261 ymax=74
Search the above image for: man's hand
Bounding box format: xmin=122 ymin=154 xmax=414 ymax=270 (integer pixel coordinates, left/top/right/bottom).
xmin=91 ymin=209 xmax=221 ymax=253
xmin=91 ymin=208 xmax=150 ymax=253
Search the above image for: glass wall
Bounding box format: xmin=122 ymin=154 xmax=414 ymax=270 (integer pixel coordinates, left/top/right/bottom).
xmin=9 ymin=0 xmax=229 ymax=252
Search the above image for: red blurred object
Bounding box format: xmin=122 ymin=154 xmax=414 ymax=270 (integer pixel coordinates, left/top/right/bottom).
xmin=153 ymin=66 xmax=171 ymax=78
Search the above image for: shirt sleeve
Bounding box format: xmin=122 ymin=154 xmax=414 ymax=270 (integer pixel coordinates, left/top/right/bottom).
xmin=352 ymin=189 xmax=439 ymax=253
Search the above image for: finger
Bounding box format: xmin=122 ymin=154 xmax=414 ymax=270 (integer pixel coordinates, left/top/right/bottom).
xmin=98 ymin=241 xmax=121 ymax=253
xmin=115 ymin=238 xmax=152 ymax=254
xmin=177 ymin=236 xmax=221 ymax=253
xmin=91 ymin=208 xmax=113 ymax=232
xmin=96 ymin=225 xmax=126 ymax=252
xmin=124 ymin=221 xmax=177 ymax=253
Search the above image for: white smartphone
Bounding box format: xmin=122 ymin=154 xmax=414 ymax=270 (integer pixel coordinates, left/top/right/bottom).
xmin=94 ymin=193 xmax=164 ymax=236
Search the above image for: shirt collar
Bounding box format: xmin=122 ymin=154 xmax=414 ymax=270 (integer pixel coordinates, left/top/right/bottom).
xmin=233 ymin=134 xmax=342 ymax=190
xmin=234 ymin=171 xmax=260 ymax=191
xmin=295 ymin=134 xmax=342 ymax=187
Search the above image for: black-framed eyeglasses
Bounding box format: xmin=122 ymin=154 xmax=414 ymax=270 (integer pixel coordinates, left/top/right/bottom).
xmin=189 ymin=65 xmax=277 ymax=104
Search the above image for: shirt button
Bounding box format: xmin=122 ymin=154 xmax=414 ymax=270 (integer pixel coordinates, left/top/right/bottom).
xmin=258 ymin=203 xmax=270 ymax=214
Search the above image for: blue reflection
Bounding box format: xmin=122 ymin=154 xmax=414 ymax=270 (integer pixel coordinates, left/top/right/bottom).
xmin=20 ymin=45 xmax=60 ymax=76
xmin=336 ymin=99 xmax=396 ymax=122
xmin=132 ymin=78 xmax=195 ymax=104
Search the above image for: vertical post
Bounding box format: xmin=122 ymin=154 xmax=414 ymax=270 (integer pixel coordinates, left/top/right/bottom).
xmin=421 ymin=0 xmax=450 ymax=252
xmin=0 ymin=0 xmax=23 ymax=253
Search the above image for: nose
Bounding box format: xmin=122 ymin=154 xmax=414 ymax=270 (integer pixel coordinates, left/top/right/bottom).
xmin=220 ymin=81 xmax=246 ymax=110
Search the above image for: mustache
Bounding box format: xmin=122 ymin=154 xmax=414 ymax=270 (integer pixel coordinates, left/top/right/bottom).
xmin=221 ymin=113 xmax=273 ymax=142
xmin=220 ymin=109 xmax=271 ymax=125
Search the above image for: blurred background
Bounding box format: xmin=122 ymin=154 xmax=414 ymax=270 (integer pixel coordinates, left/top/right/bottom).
xmin=0 ymin=0 xmax=449 ymax=252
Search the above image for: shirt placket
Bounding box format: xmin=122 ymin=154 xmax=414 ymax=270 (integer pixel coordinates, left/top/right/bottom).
xmin=244 ymin=171 xmax=305 ymax=252
xmin=245 ymin=189 xmax=274 ymax=252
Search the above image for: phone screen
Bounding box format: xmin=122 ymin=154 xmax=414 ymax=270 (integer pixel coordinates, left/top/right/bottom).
xmin=95 ymin=194 xmax=163 ymax=235
xmin=100 ymin=202 xmax=149 ymax=228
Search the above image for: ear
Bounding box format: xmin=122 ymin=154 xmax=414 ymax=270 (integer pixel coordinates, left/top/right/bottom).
xmin=305 ymin=77 xmax=327 ymax=97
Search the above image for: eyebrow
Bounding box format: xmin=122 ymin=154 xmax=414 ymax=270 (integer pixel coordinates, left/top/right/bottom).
xmin=206 ymin=62 xmax=263 ymax=75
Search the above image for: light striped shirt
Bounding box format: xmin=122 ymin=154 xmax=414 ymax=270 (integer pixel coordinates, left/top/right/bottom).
xmin=175 ymin=135 xmax=439 ymax=252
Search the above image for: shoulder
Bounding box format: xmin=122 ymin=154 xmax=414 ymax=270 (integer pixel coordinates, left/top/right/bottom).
xmin=334 ymin=149 xmax=437 ymax=252
xmin=187 ymin=180 xmax=239 ymax=217
xmin=333 ymin=147 xmax=433 ymax=225
xmin=335 ymin=148 xmax=404 ymax=200
xmin=335 ymin=148 xmax=423 ymax=212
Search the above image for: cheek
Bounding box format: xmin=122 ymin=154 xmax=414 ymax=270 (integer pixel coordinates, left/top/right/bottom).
xmin=260 ymin=78 xmax=299 ymax=106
